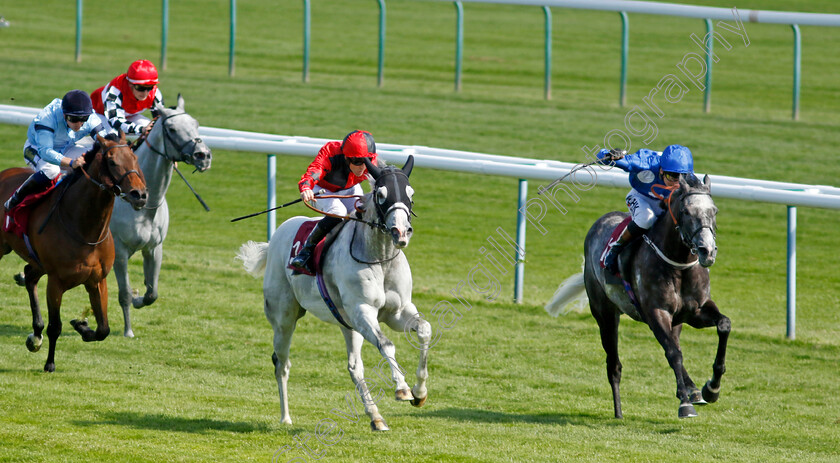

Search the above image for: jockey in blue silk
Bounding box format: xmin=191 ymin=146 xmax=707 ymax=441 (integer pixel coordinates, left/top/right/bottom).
xmin=4 ymin=90 xmax=112 ymax=211
xmin=597 ymin=144 xmax=696 ymax=275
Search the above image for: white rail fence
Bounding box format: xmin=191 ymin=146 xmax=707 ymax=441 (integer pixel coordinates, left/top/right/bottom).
xmin=3 ymin=104 xmax=838 ymax=338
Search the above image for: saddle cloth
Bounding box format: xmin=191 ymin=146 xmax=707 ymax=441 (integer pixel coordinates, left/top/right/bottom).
xmin=286 ymin=218 xmax=346 ymax=276
xmin=3 ymin=177 xmax=60 ymax=238
xmin=599 ymin=216 xmax=632 ymax=270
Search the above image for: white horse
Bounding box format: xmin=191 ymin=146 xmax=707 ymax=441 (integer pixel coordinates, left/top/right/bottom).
xmin=109 ymin=94 xmax=212 ymax=337
xmin=236 ymin=156 xmax=431 ymax=431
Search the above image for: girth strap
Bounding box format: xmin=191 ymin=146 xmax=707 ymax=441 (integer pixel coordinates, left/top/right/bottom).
xmin=315 ymin=272 xmax=353 ymax=330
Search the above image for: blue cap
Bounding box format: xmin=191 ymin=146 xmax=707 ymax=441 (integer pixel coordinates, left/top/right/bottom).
xmin=660 ymin=145 xmax=693 ymax=174
xmin=61 ymin=89 xmax=94 ymax=116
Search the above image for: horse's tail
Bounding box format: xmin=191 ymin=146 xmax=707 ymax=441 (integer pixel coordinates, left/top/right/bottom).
xmin=544 ymin=263 xmax=589 ymax=317
xmin=236 ymin=240 xmax=269 ymax=277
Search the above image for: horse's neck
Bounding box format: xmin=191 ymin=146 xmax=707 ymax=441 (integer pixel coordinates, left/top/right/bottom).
xmin=63 ymin=168 xmax=115 ymax=234
xmin=353 ymin=207 xmax=396 ymax=263
xmin=650 ymin=197 xmax=692 ymax=262
xmin=137 ymin=129 xmax=174 ymax=205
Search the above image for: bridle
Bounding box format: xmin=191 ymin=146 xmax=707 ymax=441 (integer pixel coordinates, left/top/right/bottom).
xmin=650 ymin=183 xmax=716 ymax=266
xmin=140 ymin=113 xmax=205 ymax=165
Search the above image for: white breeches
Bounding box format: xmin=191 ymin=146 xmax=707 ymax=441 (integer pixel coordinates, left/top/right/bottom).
xmin=24 ymin=141 xmax=90 ymax=180
xmin=313 ymin=184 xmax=364 ymax=216
xmin=625 ymin=189 xmax=665 ymax=229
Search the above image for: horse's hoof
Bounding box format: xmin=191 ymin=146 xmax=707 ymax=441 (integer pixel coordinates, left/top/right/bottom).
xmin=689 ymin=388 xmax=707 ymax=405
xmin=702 ymin=380 xmax=720 ymax=403
xmin=70 ymin=319 xmax=88 ymax=330
xmin=280 ymin=417 xmax=292 ymax=425
xmin=13 ymin=272 xmax=25 ymax=287
xmin=395 ymin=389 xmax=412 ymax=401
xmin=678 ymin=403 xmax=698 ymax=418
xmin=124 ymin=330 xmax=135 ymax=338
xmin=370 ymin=418 xmax=390 ymax=431
xmin=410 ymin=395 xmax=427 ymax=408
xmin=43 ymin=362 xmax=55 ymax=373
xmin=25 ymin=334 xmax=42 ymax=352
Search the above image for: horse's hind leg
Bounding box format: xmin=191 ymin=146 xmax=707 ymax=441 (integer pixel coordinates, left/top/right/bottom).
xmin=112 ymin=248 xmax=136 ymax=337
xmin=686 ymin=299 xmax=731 ymax=403
xmin=71 ymin=280 xmax=110 ymax=342
xmin=382 ymin=304 xmax=431 ymax=407
xmin=341 ymin=328 xmax=389 ymax=431
xmin=592 ymin=307 xmax=623 ymax=419
xmin=23 ymin=265 xmax=45 ymax=352
xmin=135 ymin=245 xmax=162 ymax=308
xmin=265 ymin=280 xmax=304 ymax=425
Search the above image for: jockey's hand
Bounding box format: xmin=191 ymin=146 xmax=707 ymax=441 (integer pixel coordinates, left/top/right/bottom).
xmin=72 ymin=156 xmax=86 ymax=169
xmin=608 ymin=149 xmax=627 ymax=160
xmin=141 ymin=124 xmax=152 ymax=136
xmin=300 ymin=189 xmax=315 ymax=204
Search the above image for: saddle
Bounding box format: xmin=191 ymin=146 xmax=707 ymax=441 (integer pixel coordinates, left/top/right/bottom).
xmin=3 ymin=177 xmax=61 ymax=238
xmin=599 ymin=216 xmax=642 ymax=286
xmin=286 ymin=218 xmax=347 ymax=276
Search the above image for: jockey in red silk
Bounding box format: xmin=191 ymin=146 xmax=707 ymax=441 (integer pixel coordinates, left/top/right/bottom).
xmin=598 ymin=144 xmax=696 ymax=275
xmin=91 ymin=60 xmax=164 ymax=136
xmin=290 ymin=130 xmax=379 ymax=272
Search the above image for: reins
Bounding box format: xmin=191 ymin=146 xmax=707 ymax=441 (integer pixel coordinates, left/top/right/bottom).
xmin=303 ymin=194 xmax=387 ymax=231
xmin=648 ymin=183 xmax=705 ymax=268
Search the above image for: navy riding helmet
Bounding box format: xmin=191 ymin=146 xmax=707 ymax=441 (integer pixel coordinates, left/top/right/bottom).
xmin=61 ymin=89 xmax=94 ymax=116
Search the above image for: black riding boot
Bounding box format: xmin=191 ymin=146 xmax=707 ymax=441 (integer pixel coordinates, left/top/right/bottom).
xmin=604 ymin=222 xmax=647 ymax=275
xmin=290 ymin=216 xmax=342 ymax=272
xmin=4 ymin=171 xmax=52 ymax=211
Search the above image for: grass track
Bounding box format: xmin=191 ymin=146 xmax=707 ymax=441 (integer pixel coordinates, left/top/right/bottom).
xmin=1 ymin=1 xmax=839 ymax=462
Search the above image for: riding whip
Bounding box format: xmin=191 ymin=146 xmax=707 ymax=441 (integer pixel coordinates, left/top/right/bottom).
xmin=537 ymin=150 xmax=625 ymax=195
xmin=230 ymin=192 xmax=323 ymax=222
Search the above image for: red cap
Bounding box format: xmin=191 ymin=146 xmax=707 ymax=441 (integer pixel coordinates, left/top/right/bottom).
xmin=340 ymin=130 xmax=376 ymax=158
xmin=127 ymin=59 xmax=159 ymax=85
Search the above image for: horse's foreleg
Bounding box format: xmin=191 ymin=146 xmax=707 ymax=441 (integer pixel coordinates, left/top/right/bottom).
xmin=24 ymin=265 xmax=45 ymax=352
xmin=112 ymin=252 xmax=135 ymax=337
xmin=648 ymin=309 xmax=696 ymax=418
xmin=687 ymin=299 xmax=730 ymax=403
xmin=351 ymin=305 xmax=411 ymax=402
xmin=670 ymin=324 xmax=704 ymax=405
xmin=341 ymin=328 xmax=388 ymax=431
xmin=43 ymin=278 xmax=65 ymax=372
xmin=135 ymin=245 xmax=162 ymax=308
xmin=383 ymin=305 xmax=430 ymax=407
xmin=593 ymin=309 xmax=623 ymax=418
xmin=72 ymin=280 xmax=110 ymax=342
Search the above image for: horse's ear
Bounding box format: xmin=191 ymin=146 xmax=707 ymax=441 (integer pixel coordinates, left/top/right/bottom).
xmin=118 ymin=128 xmax=126 ymax=144
xmin=402 ymin=155 xmax=414 ymax=178
xmin=362 ymin=157 xmax=381 ymax=180
xmin=154 ymin=100 xmax=166 ymax=113
xmin=703 ymin=174 xmax=711 ymax=188
xmin=176 ymin=93 xmax=185 ymax=111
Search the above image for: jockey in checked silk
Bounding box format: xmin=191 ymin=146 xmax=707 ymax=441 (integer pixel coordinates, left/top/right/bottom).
xmin=4 ymin=90 xmax=112 ymax=212
xmin=91 ymin=59 xmax=164 ymax=137
xmin=290 ymin=130 xmax=379 ymax=273
xmin=598 ymin=144 xmax=696 ymax=275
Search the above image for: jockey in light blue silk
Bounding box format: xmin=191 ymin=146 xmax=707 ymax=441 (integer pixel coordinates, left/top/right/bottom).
xmin=4 ymin=90 xmax=112 ymax=211
xmin=597 ymin=144 xmax=696 ymax=275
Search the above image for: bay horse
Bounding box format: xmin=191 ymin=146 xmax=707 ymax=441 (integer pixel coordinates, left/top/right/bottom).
xmin=110 ymin=94 xmax=212 ymax=337
xmin=0 ymin=132 xmax=147 ymax=372
xmin=545 ymin=174 xmax=730 ymax=418
xmin=236 ymin=156 xmax=431 ymax=431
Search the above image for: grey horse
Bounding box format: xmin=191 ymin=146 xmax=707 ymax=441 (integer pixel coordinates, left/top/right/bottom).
xmin=236 ymin=156 xmax=431 ymax=432
xmin=109 ymin=94 xmax=211 ymax=337
xmin=546 ymin=174 xmax=730 ymax=419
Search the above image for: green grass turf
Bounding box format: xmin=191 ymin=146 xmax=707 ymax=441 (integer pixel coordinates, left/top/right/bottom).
xmin=1 ymin=1 xmax=839 ymax=462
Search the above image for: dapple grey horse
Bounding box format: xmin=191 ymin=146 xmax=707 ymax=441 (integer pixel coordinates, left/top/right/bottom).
xmin=545 ymin=175 xmax=730 ymax=419
xmin=236 ymin=157 xmax=431 ymax=431
xmin=110 ymin=94 xmax=211 ymax=337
